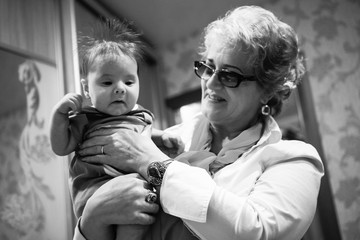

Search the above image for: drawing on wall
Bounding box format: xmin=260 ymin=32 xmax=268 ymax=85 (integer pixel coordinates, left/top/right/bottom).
xmin=18 ymin=60 xmax=44 ymax=128
xmin=0 ymin=47 xmax=65 ymax=239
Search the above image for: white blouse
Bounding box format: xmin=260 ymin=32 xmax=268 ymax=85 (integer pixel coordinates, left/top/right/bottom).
xmin=160 ymin=114 xmax=324 ymax=240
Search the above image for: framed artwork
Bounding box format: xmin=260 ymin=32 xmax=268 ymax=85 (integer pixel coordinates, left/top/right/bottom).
xmin=0 ymin=45 xmax=73 ymax=239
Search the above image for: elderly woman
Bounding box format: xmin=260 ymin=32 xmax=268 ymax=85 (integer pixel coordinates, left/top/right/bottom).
xmin=74 ymin=5 xmax=324 ymax=240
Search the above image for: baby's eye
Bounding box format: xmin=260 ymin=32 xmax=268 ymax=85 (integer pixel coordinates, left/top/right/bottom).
xmin=125 ymin=80 xmax=135 ymax=86
xmin=102 ymin=81 xmax=112 ymax=86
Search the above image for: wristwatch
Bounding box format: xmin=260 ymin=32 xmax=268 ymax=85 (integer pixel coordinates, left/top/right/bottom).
xmin=147 ymin=159 xmax=174 ymax=186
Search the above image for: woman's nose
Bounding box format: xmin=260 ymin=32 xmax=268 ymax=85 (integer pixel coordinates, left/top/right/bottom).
xmin=205 ymin=72 xmax=222 ymax=90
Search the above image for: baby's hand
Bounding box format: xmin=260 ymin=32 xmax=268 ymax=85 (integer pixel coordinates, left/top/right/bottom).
xmin=55 ymin=93 xmax=83 ymax=115
xmin=160 ymin=132 xmax=185 ymax=158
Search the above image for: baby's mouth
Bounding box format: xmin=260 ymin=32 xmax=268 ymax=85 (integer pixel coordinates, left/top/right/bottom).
xmin=112 ymin=100 xmax=125 ymax=104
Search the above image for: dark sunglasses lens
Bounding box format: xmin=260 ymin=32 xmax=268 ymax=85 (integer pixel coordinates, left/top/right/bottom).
xmin=218 ymin=71 xmax=240 ymax=87
xmin=196 ymin=62 xmax=213 ymax=79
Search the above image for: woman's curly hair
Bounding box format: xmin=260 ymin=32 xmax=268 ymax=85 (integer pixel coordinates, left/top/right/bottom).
xmin=200 ymin=5 xmax=305 ymax=118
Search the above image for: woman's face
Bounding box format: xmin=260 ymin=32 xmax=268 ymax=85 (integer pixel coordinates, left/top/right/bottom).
xmin=200 ymin=43 xmax=265 ymax=132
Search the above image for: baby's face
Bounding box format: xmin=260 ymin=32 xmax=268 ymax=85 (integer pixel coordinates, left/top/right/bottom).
xmin=84 ymin=54 xmax=140 ymax=116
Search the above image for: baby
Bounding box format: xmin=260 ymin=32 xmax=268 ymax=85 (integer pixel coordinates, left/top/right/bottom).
xmin=50 ymin=18 xmax=183 ymax=240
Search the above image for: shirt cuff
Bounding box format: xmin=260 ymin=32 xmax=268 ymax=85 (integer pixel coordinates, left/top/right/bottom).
xmin=160 ymin=161 xmax=216 ymax=223
xmin=73 ymin=217 xmax=87 ymax=240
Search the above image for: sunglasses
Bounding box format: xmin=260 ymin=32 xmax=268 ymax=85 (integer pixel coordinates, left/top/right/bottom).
xmin=194 ymin=61 xmax=257 ymax=88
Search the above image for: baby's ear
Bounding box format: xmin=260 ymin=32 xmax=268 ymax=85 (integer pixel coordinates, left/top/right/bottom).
xmin=80 ymin=79 xmax=90 ymax=98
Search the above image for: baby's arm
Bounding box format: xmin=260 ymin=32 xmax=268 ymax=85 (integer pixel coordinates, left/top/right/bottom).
xmin=50 ymin=93 xmax=83 ymax=156
xmin=152 ymin=128 xmax=185 ymax=158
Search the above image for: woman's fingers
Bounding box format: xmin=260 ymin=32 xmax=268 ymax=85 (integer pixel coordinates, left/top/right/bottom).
xmin=79 ymin=129 xmax=129 ymax=157
xmin=86 ymin=127 xmax=128 ymax=139
xmin=145 ymin=201 xmax=160 ymax=214
xmin=135 ymin=212 xmax=158 ymax=225
xmin=142 ymin=180 xmax=153 ymax=190
xmin=80 ymin=155 xmax=108 ymax=164
xmin=80 ymin=128 xmax=124 ymax=149
xmin=78 ymin=144 xmax=103 ymax=156
xmin=79 ymin=135 xmax=110 ymax=149
xmin=132 ymin=197 xmax=159 ymax=225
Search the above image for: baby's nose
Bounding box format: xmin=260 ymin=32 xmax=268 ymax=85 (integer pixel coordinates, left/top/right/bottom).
xmin=114 ymin=82 xmax=125 ymax=94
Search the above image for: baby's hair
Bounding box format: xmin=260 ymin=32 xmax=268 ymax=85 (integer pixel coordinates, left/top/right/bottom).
xmin=78 ymin=18 xmax=146 ymax=78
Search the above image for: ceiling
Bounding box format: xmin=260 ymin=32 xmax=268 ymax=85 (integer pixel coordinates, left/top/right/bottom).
xmin=93 ymin=0 xmax=258 ymax=48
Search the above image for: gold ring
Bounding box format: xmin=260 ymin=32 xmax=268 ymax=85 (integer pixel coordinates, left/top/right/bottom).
xmin=145 ymin=192 xmax=157 ymax=203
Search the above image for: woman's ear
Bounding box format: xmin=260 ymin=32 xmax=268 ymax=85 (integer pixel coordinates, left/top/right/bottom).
xmin=81 ymin=79 xmax=90 ymax=99
xmin=260 ymin=93 xmax=273 ymax=105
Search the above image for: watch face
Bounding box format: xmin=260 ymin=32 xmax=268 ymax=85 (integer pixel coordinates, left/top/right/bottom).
xmin=148 ymin=162 xmax=164 ymax=186
xmin=148 ymin=164 xmax=162 ymax=178
xmin=147 ymin=160 xmax=173 ymax=186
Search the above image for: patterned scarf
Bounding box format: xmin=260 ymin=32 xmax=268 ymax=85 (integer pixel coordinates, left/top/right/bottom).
xmin=176 ymin=120 xmax=262 ymax=176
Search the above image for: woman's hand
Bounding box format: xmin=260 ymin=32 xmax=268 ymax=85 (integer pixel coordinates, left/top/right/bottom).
xmin=78 ymin=128 xmax=169 ymax=178
xmin=80 ymin=173 xmax=159 ymax=239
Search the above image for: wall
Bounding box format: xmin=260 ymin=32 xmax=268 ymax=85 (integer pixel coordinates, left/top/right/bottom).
xmin=0 ymin=0 xmax=75 ymax=239
xmin=160 ymin=0 xmax=360 ymax=239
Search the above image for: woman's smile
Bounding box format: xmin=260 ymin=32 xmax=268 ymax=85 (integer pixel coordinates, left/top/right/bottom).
xmin=205 ymin=91 xmax=226 ymax=103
